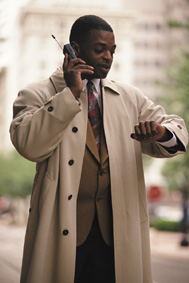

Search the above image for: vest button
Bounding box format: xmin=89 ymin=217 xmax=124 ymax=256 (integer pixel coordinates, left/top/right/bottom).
xmin=99 ymin=169 xmax=104 ymax=176
xmin=62 ymin=229 xmax=69 ymax=236
xmin=68 ymin=160 xmax=74 ymax=166
xmin=72 ymin=127 xmax=78 ymax=133
xmin=48 ymin=106 xmax=53 ymax=112
xmin=68 ymin=195 xmax=72 ymax=200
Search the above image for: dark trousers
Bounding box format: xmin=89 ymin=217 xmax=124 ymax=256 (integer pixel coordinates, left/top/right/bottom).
xmin=74 ymin=214 xmax=115 ymax=283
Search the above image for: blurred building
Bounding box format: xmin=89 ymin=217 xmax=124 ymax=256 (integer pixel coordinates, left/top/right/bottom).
xmin=17 ymin=1 xmax=136 ymax=88
xmin=0 ymin=0 xmax=30 ymax=152
xmin=0 ymin=0 xmax=15 ymax=152
xmin=0 ymin=0 xmax=188 ymax=152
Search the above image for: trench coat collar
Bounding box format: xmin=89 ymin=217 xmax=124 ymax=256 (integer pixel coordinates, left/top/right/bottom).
xmin=101 ymin=78 xmax=120 ymax=95
xmin=49 ymin=67 xmax=120 ymax=96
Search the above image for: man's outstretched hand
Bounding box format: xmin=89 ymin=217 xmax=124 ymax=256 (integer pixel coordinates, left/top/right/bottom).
xmin=130 ymin=121 xmax=171 ymax=143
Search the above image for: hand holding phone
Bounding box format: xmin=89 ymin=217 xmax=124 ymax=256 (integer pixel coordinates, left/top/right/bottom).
xmin=52 ymin=35 xmax=94 ymax=98
xmin=62 ymin=43 xmax=94 ymax=88
xmin=63 ymin=53 xmax=94 ymax=99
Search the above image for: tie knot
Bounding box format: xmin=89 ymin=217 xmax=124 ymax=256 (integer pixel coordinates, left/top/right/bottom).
xmin=87 ymin=80 xmax=93 ymax=91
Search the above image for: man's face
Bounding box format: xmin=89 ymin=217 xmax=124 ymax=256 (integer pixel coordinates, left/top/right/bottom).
xmin=78 ymin=29 xmax=116 ymax=79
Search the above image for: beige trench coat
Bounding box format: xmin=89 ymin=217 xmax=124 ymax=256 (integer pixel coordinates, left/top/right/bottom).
xmin=10 ymin=68 xmax=188 ymax=283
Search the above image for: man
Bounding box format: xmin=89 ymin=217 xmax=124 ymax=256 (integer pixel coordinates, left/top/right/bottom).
xmin=10 ymin=15 xmax=188 ymax=283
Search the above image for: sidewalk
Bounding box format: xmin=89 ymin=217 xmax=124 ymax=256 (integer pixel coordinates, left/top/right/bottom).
xmin=0 ymin=222 xmax=188 ymax=283
xmin=0 ymin=222 xmax=25 ymax=283
xmin=150 ymin=228 xmax=189 ymax=260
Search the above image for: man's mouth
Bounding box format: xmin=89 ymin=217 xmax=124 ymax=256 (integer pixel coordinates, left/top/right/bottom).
xmin=98 ymin=64 xmax=111 ymax=72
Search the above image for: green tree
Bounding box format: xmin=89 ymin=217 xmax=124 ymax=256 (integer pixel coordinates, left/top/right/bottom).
xmin=0 ymin=150 xmax=35 ymax=198
xmin=157 ymin=20 xmax=189 ymax=241
xmin=159 ymin=21 xmax=189 ymax=192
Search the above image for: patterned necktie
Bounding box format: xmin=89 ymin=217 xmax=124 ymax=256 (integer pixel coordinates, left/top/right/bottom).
xmin=87 ymin=80 xmax=101 ymax=151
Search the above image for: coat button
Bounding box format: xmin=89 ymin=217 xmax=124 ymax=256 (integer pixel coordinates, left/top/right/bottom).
xmin=97 ymin=197 xmax=103 ymax=202
xmin=48 ymin=106 xmax=53 ymax=112
xmin=177 ymin=125 xmax=182 ymax=129
xmin=62 ymin=229 xmax=69 ymax=236
xmin=68 ymin=160 xmax=74 ymax=166
xmin=68 ymin=195 xmax=72 ymax=200
xmin=72 ymin=127 xmax=78 ymax=133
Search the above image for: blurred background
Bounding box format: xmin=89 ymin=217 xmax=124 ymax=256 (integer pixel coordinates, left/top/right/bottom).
xmin=0 ymin=0 xmax=188 ymax=282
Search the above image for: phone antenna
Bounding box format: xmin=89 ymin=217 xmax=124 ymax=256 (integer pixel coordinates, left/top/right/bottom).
xmin=51 ymin=34 xmax=63 ymax=50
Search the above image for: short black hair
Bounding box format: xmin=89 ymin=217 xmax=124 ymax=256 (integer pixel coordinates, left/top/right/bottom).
xmin=69 ymin=15 xmax=113 ymax=44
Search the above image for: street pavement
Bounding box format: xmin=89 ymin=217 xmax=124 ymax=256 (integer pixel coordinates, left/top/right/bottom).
xmin=0 ymin=221 xmax=188 ymax=283
xmin=150 ymin=227 xmax=189 ymax=260
xmin=150 ymin=228 xmax=189 ymax=283
xmin=0 ymin=222 xmax=24 ymax=283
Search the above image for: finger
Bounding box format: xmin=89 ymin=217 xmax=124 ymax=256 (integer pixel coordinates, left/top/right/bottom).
xmin=134 ymin=125 xmax=141 ymax=136
xmin=139 ymin=122 xmax=146 ymax=137
xmin=69 ymin=58 xmax=86 ymax=67
xmin=72 ymin=64 xmax=94 ymax=71
xmin=150 ymin=121 xmax=158 ymax=135
xmin=145 ymin=121 xmax=153 ymax=137
xmin=80 ymin=68 xmax=94 ymax=75
xmin=130 ymin=133 xmax=137 ymax=140
xmin=63 ymin=53 xmax=69 ymax=71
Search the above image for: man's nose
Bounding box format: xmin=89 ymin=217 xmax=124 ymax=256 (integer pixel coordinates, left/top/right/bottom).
xmin=103 ymin=50 xmax=112 ymax=62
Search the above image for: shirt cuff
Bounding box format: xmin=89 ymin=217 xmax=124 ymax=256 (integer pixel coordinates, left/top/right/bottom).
xmin=157 ymin=127 xmax=178 ymax=148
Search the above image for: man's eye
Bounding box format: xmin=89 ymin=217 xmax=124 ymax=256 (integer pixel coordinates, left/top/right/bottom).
xmin=95 ymin=48 xmax=103 ymax=54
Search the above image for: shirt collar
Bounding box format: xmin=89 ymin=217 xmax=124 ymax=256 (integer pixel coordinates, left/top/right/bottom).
xmin=49 ymin=67 xmax=119 ymax=96
xmin=82 ymin=78 xmax=101 ymax=94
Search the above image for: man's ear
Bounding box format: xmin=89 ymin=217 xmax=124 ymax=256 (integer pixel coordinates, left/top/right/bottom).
xmin=71 ymin=41 xmax=80 ymax=57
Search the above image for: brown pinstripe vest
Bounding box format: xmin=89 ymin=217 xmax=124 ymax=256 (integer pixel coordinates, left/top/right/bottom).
xmin=77 ymin=120 xmax=113 ymax=246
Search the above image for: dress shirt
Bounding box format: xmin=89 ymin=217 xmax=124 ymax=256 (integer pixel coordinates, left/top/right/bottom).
xmin=157 ymin=127 xmax=178 ymax=147
xmin=82 ymin=78 xmax=102 ymax=113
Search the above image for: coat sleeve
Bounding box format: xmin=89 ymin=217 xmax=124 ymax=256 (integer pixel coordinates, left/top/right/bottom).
xmin=134 ymin=87 xmax=188 ymax=157
xmin=10 ymin=80 xmax=81 ymax=162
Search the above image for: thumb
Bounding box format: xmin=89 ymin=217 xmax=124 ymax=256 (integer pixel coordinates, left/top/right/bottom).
xmin=63 ymin=53 xmax=69 ymax=71
xmin=130 ymin=133 xmax=137 ymax=140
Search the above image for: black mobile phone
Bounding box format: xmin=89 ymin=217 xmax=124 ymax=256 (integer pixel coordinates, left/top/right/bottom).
xmin=64 ymin=43 xmax=87 ymax=80
xmin=52 ymin=35 xmax=86 ymax=77
xmin=51 ymin=35 xmax=77 ymax=60
xmin=63 ymin=44 xmax=77 ymax=60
